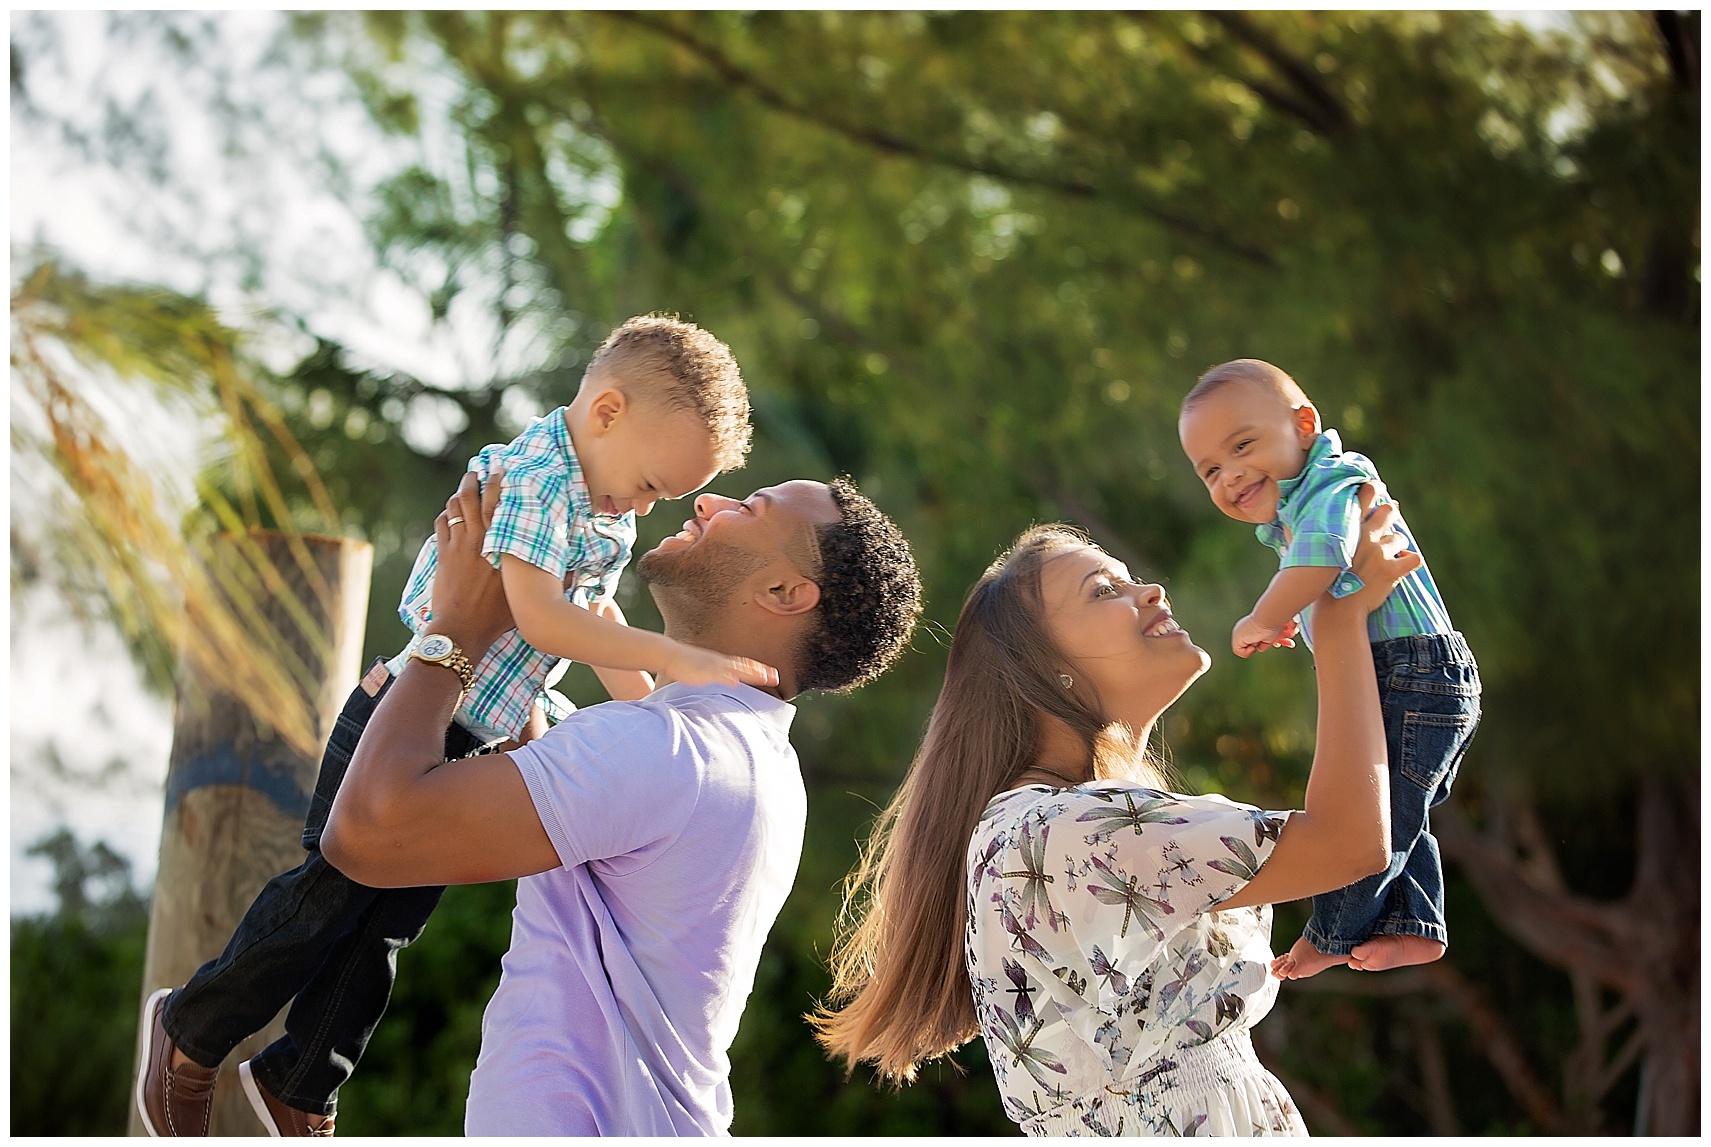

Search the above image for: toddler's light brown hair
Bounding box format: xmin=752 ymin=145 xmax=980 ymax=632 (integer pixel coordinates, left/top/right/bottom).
xmin=587 ymin=315 xmax=752 ymax=471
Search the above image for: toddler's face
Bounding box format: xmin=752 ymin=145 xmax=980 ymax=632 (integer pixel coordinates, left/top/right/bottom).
xmin=582 ymin=403 xmax=720 ymax=518
xmin=1178 ymin=381 xmax=1317 ymax=525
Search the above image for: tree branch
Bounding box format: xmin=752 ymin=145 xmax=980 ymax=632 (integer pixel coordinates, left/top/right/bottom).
xmin=1653 ymin=11 xmax=1699 ymax=93
xmin=1433 ymin=797 xmax=1638 ymax=995
xmin=1409 ymin=1004 xmax=1462 ymax=1135
xmin=1030 ymin=473 xmax=1153 ymax=580
xmin=1204 ymin=12 xmax=1352 ymax=135
xmin=602 ymin=11 xmax=1275 ymax=266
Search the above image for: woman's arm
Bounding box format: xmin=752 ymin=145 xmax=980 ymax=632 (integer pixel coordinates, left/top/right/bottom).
xmin=1219 ymin=486 xmax=1420 ymax=910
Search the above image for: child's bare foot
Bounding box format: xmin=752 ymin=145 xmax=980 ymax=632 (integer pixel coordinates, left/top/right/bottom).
xmin=1347 ymin=934 xmax=1445 ymax=972
xmin=1270 ymin=935 xmax=1349 ymax=980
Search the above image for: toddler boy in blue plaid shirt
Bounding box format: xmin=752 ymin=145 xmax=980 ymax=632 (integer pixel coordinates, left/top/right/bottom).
xmin=1178 ymin=358 xmax=1481 ymax=981
xmin=140 ymin=316 xmax=774 ymax=1134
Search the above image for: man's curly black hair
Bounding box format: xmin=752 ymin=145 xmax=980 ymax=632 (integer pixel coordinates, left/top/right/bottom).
xmin=796 ymin=478 xmax=923 ymax=694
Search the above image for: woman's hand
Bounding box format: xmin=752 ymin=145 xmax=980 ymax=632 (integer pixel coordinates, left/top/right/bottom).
xmin=1335 ymin=484 xmax=1422 ymax=614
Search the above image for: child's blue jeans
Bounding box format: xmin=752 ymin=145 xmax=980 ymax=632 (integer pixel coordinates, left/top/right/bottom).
xmin=162 ymin=662 xmax=491 ymax=1115
xmin=1303 ymin=632 xmax=1480 ymax=956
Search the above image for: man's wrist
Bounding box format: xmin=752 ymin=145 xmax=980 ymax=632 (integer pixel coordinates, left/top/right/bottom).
xmin=429 ymin=621 xmax=506 ymax=661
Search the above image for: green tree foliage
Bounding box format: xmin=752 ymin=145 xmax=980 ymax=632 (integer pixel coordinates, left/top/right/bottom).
xmin=293 ymin=11 xmax=1691 ymax=1132
xmin=12 ymin=261 xmax=347 ymax=757
xmin=10 ymin=832 xmax=149 ymax=1136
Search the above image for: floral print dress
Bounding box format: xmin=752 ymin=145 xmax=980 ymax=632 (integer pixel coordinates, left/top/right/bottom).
xmin=965 ymin=782 xmax=1306 ymax=1137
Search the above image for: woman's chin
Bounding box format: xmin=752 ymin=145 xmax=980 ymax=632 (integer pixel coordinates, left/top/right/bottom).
xmin=1181 ymin=643 xmax=1213 ymax=683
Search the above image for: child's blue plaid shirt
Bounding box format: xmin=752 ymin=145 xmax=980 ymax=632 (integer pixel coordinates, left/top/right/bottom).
xmin=391 ymin=408 xmax=635 ymax=742
xmin=1257 ymin=429 xmax=1453 ymax=648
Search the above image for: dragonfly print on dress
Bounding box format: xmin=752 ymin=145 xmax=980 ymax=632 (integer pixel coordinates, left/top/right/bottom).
xmin=1076 ymin=789 xmax=1192 ymax=845
xmin=965 ymin=783 xmax=1307 ymax=1136
xmin=1000 ymin=817 xmax=1063 ymax=932
xmin=1206 ymin=836 xmax=1263 ymax=883
xmin=1086 ymin=854 xmax=1176 ymax=941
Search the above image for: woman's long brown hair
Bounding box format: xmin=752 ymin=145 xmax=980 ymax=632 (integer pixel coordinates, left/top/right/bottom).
xmin=810 ymin=525 xmax=1171 ymax=1082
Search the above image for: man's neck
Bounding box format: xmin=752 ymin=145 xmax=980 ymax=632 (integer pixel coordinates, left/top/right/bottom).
xmin=658 ymin=616 xmax=799 ymax=701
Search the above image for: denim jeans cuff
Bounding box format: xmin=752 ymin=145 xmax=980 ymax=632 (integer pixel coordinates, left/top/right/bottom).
xmin=1300 ymin=923 xmax=1359 ymax=957
xmin=1371 ymin=919 xmax=1449 ymax=946
xmin=159 ymin=1004 xmax=231 ymax=1074
xmin=1303 ymin=920 xmax=1448 ymax=956
xmin=245 ymin=1047 xmax=338 ymax=1117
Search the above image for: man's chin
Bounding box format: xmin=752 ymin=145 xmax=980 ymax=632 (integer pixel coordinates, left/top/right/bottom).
xmin=635 ymin=539 xmax=721 ymax=590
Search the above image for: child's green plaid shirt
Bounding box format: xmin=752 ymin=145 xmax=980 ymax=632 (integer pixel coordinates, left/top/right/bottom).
xmin=393 ymin=408 xmax=635 ymax=741
xmin=1256 ymin=429 xmax=1453 ymax=648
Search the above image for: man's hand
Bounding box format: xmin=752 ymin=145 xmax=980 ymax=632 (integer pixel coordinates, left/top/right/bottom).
xmin=1233 ymin=614 xmax=1300 ymax=658
xmin=588 ymin=594 xmax=627 ymax=627
xmin=430 ymin=468 xmax=513 ymax=655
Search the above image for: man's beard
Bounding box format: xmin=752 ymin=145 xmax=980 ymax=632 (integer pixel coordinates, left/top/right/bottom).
xmin=636 ymin=537 xmax=768 ymax=638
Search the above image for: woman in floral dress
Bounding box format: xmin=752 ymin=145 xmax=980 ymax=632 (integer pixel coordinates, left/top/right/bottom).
xmin=815 ymin=486 xmax=1415 ymax=1136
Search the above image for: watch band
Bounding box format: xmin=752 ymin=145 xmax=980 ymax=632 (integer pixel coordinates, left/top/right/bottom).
xmin=410 ymin=634 xmax=476 ymax=698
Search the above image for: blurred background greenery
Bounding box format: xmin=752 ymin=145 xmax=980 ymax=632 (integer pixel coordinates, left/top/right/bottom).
xmin=11 ymin=11 xmax=1698 ymax=1136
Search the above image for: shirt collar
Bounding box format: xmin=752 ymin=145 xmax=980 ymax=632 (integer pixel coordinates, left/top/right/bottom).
xmin=1268 ymin=429 xmax=1342 ymax=512
xmin=1256 ymin=429 xmax=1341 ymax=543
xmin=548 ymin=408 xmax=633 ymax=526
xmin=646 ymin=680 xmax=798 ymax=733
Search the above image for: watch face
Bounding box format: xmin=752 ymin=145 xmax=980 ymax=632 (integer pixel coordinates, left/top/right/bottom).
xmin=419 ymin=634 xmax=453 ymax=660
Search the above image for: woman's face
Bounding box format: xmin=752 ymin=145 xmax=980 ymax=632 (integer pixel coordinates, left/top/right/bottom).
xmin=1037 ymin=544 xmax=1210 ymax=725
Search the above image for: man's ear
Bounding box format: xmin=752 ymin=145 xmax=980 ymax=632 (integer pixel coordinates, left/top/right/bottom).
xmin=752 ymin=569 xmax=822 ymax=618
xmin=587 ymin=386 xmax=628 ymax=435
xmin=1294 ymin=401 xmax=1322 ymax=446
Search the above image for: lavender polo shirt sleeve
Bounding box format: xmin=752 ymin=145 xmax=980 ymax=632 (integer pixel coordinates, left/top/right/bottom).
xmin=465 ymin=683 xmax=806 ymax=1137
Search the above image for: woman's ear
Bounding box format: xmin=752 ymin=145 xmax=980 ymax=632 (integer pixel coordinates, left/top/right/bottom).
xmin=753 ymin=570 xmax=822 ymax=618
xmin=1294 ymin=401 xmax=1322 ymax=446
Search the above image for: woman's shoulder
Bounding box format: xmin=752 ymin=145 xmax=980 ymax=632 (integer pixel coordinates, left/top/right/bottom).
xmin=980 ymin=781 xmax=1264 ymax=822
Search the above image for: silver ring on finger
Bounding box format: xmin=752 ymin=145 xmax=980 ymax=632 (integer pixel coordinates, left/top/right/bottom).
xmin=447 ymin=515 xmax=465 ymax=527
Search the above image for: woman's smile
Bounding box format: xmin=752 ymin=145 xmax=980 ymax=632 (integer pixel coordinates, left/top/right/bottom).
xmin=1143 ymin=610 xmax=1187 ymax=639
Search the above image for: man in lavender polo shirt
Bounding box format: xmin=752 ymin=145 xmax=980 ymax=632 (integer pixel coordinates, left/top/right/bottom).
xmin=322 ymin=470 xmax=921 ymax=1134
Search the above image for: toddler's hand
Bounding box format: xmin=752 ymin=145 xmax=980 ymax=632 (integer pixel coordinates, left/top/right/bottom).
xmin=1232 ymin=613 xmax=1298 ymax=658
xmin=663 ymin=641 xmax=780 ymax=689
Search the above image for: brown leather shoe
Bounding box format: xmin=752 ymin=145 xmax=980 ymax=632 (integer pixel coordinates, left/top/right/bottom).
xmin=135 ymin=988 xmax=218 ymax=1136
xmin=239 ymin=1059 xmax=335 ymax=1137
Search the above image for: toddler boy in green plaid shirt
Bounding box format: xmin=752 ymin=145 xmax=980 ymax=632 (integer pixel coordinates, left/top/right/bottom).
xmin=393 ymin=314 xmax=779 ymax=739
xmin=1178 ymin=358 xmax=1481 ymax=981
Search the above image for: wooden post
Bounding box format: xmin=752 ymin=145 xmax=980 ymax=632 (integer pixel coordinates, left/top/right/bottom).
xmin=129 ymin=532 xmax=371 ymax=1136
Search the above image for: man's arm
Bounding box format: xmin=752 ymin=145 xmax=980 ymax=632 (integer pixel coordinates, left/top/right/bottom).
xmin=321 ymin=471 xmax=562 ymax=888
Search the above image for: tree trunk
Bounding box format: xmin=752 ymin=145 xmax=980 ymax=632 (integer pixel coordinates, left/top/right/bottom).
xmin=128 ymin=532 xmax=371 ymax=1136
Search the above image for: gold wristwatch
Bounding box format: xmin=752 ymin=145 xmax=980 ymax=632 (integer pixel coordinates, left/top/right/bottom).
xmin=410 ymin=633 xmax=475 ymax=699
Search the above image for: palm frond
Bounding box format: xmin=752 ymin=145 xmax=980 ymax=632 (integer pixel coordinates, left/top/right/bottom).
xmin=12 ymin=258 xmax=347 ymax=758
